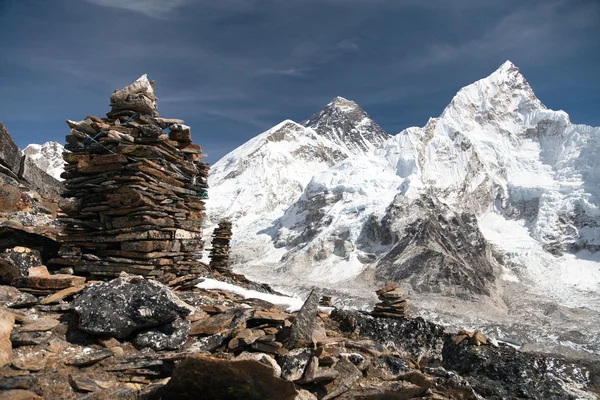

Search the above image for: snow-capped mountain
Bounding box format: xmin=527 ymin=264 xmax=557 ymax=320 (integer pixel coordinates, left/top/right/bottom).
xmin=208 ymin=61 xmax=600 ymax=355
xmin=23 ymin=141 xmax=66 ymax=181
xmin=302 ymin=96 xmax=390 ymax=154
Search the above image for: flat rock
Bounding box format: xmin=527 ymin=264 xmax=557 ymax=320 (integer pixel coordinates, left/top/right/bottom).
xmin=187 ymin=334 xmax=225 ymax=353
xmin=65 ymin=347 xmax=113 ymax=367
xmin=68 ymin=375 xmax=104 ymax=392
xmin=12 ymin=349 xmax=48 ymax=371
xmin=0 ymin=285 xmax=38 ymax=308
xmin=12 ymin=274 xmax=85 ymax=290
xmin=235 ymin=352 xmax=282 ymax=377
xmin=39 ymin=285 xmax=85 ymax=305
xmin=0 ymin=389 xmax=42 ymax=400
xmin=133 ymin=318 xmax=190 ymax=351
xmin=10 ymin=331 xmax=52 ymax=347
xmin=72 ymin=275 xmax=192 ymax=339
xmin=19 ymin=317 xmax=60 ymax=332
xmin=156 ymin=355 xmax=297 ymax=400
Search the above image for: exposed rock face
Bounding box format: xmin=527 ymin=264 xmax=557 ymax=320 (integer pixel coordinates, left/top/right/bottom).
xmin=153 ymin=355 xmax=298 ymax=400
xmin=375 ymin=195 xmax=498 ymax=296
xmin=302 ymin=96 xmax=391 ymax=154
xmin=0 ymin=121 xmax=22 ymax=177
xmin=72 ymin=275 xmax=192 ymax=339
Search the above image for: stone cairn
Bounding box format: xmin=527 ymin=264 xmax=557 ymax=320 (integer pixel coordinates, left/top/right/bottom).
xmin=371 ymin=283 xmax=408 ymax=318
xmin=208 ymin=220 xmax=232 ymax=272
xmin=51 ymin=75 xmax=209 ymax=282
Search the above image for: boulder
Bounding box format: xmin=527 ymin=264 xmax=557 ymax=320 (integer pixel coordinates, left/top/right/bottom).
xmin=0 ymin=184 xmax=32 ymax=214
xmin=278 ymin=347 xmax=313 ymax=381
xmin=133 ymin=318 xmax=190 ymax=351
xmin=72 ymin=275 xmax=192 ymax=339
xmin=286 ymin=288 xmax=320 ymax=348
xmin=0 ymin=306 xmax=15 ymax=367
xmin=153 ymin=355 xmax=297 ymax=400
xmin=0 ymin=247 xmax=43 ymax=279
xmin=0 ymin=121 xmax=22 ymax=176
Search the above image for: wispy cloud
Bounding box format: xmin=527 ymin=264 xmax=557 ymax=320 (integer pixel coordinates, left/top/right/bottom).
xmin=257 ymin=68 xmax=309 ymax=77
xmin=83 ymin=0 xmax=191 ymax=17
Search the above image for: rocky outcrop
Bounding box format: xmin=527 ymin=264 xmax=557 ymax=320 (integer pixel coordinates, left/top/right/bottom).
xmin=0 ymin=121 xmax=22 ymax=178
xmin=72 ymin=275 xmax=192 ymax=339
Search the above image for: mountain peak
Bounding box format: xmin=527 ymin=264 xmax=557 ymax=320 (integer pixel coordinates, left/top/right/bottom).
xmin=328 ymin=96 xmax=359 ymax=112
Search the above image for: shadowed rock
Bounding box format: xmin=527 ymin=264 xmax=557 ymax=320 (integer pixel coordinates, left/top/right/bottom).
xmin=72 ymin=275 xmax=192 ymax=339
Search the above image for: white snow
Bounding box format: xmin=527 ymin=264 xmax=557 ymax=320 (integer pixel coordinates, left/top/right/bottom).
xmin=23 ymin=142 xmax=66 ymax=181
xmin=197 ymin=278 xmax=334 ymax=313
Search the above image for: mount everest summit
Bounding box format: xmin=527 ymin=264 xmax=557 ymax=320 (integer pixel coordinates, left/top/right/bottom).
xmin=206 ymin=61 xmax=600 ymax=356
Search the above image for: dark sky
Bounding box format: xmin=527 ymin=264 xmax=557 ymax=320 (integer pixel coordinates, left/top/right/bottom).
xmin=0 ymin=0 xmax=598 ymax=163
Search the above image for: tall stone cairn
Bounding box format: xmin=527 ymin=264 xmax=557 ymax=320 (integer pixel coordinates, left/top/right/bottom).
xmin=371 ymin=283 xmax=408 ymax=318
xmin=208 ymin=220 xmax=232 ymax=273
xmin=51 ymin=75 xmax=209 ymax=282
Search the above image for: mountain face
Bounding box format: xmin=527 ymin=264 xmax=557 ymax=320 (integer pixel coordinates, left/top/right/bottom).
xmin=302 ymin=96 xmax=390 ymax=154
xmin=23 ymin=142 xmax=65 ymax=181
xmin=207 ymin=61 xmax=600 ymax=356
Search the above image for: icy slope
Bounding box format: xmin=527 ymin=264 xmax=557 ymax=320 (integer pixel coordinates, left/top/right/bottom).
xmin=23 ymin=141 xmax=66 ymax=181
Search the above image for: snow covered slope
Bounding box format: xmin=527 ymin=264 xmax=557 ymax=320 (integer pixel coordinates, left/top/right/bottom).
xmin=207 ymin=61 xmax=600 ymax=355
xmin=23 ymin=141 xmax=65 ymax=181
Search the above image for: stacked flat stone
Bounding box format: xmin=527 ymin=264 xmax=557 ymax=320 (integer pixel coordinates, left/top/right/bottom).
xmin=208 ymin=220 xmax=232 ymax=272
xmin=50 ymin=75 xmax=209 ymax=282
xmin=371 ymin=283 xmax=408 ymax=318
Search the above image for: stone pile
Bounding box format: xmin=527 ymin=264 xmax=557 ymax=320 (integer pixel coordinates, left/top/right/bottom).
xmin=208 ymin=220 xmax=232 ymax=273
xmin=371 ymin=283 xmax=408 ymax=318
xmin=51 ymin=75 xmax=209 ymax=282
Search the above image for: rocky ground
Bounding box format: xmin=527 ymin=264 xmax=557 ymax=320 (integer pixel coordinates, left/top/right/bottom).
xmin=0 ymin=263 xmax=599 ymax=399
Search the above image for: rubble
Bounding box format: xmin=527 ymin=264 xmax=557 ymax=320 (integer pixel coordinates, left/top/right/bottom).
xmin=208 ymin=220 xmax=232 ymax=273
xmin=52 ymin=75 xmax=209 ymax=282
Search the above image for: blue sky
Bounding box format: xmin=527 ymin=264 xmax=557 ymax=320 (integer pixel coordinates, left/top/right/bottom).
xmin=0 ymin=0 xmax=598 ymax=163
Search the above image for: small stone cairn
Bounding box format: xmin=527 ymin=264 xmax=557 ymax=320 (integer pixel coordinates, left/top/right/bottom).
xmin=208 ymin=220 xmax=233 ymax=273
xmin=371 ymin=282 xmax=408 ymax=318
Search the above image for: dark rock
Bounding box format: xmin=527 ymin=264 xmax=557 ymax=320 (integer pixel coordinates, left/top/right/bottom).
xmin=10 ymin=331 xmax=52 ymax=347
xmin=134 ymin=318 xmax=190 ymax=351
xmin=442 ymin=337 xmax=595 ymax=399
xmin=367 ymin=356 xmax=412 ymax=380
xmin=0 ymin=225 xmax=60 ymax=267
xmin=72 ymin=275 xmax=192 ymax=339
xmin=189 ymin=308 xmax=251 ymax=338
xmin=287 ymin=289 xmax=320 ymax=348
xmin=278 ymin=347 xmax=313 ymax=381
xmin=322 ymin=358 xmax=363 ymax=400
xmin=0 ymin=375 xmax=40 ymax=392
xmin=187 ymin=334 xmax=226 ymax=353
xmin=105 ymin=359 xmax=163 ymax=371
xmin=65 ymin=347 xmax=113 ymax=367
xmin=0 ymin=247 xmax=42 ymax=279
xmin=0 ymin=285 xmax=38 ymax=308
xmin=151 ymin=355 xmax=298 ymax=400
xmin=68 ymin=375 xmax=103 ymax=392
xmin=331 ymin=309 xmax=445 ymax=363
xmin=0 ymin=121 xmax=22 ymax=176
